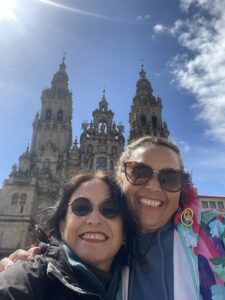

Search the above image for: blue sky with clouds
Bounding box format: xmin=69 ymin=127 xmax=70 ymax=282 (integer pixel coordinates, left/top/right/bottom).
xmin=0 ymin=0 xmax=224 ymax=196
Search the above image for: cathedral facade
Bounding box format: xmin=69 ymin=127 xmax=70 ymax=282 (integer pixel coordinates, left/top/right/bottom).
xmin=0 ymin=58 xmax=168 ymax=257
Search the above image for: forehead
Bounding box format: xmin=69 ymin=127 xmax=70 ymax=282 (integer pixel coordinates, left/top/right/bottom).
xmin=128 ymin=145 xmax=181 ymax=169
xmin=69 ymin=179 xmax=111 ymax=203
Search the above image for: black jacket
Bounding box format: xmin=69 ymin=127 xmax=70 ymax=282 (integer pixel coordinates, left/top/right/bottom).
xmin=0 ymin=238 xmax=121 ymax=300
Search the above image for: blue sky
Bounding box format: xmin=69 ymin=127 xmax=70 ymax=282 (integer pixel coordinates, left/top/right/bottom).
xmin=0 ymin=0 xmax=224 ymax=196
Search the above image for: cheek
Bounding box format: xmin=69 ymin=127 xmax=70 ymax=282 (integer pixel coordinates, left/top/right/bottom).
xmin=114 ymin=219 xmax=124 ymax=245
xmin=59 ymin=214 xmax=78 ymax=241
xmin=167 ymin=192 xmax=180 ymax=211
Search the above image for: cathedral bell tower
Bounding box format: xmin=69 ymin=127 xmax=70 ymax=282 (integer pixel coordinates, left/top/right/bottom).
xmin=80 ymin=90 xmax=125 ymax=172
xmin=0 ymin=57 xmax=74 ymax=257
xmin=129 ymin=65 xmax=169 ymax=141
xmin=31 ymin=55 xmax=72 ymax=156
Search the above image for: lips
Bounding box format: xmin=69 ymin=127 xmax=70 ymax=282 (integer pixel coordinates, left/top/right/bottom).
xmin=138 ymin=198 xmax=163 ymax=208
xmin=80 ymin=232 xmax=108 ymax=241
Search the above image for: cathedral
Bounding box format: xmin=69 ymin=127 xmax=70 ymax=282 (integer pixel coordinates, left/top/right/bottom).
xmin=0 ymin=57 xmax=169 ymax=257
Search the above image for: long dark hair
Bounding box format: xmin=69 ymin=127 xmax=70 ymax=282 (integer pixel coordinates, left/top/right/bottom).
xmin=36 ymin=170 xmax=134 ymax=265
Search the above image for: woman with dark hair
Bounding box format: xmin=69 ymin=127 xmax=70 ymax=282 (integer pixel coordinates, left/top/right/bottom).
xmin=0 ymin=171 xmax=133 ymax=300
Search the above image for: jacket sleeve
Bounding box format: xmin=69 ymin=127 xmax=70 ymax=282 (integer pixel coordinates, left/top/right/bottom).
xmin=0 ymin=258 xmax=47 ymax=300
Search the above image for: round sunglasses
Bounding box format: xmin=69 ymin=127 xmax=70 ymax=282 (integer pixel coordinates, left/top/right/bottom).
xmin=124 ymin=161 xmax=189 ymax=192
xmin=68 ymin=197 xmax=120 ymax=219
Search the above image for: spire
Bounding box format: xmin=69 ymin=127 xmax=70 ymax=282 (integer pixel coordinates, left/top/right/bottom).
xmin=136 ymin=64 xmax=153 ymax=97
xmin=102 ymin=88 xmax=106 ymax=100
xmin=59 ymin=52 xmax=66 ymax=72
xmin=25 ymin=142 xmax=30 ymax=155
xmin=99 ymin=89 xmax=108 ymax=111
xmin=129 ymin=65 xmax=169 ymax=141
xmin=51 ymin=53 xmax=69 ymax=91
xmin=139 ymin=64 xmax=146 ymax=79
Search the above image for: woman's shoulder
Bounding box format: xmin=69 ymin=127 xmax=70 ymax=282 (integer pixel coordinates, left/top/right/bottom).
xmin=0 ymin=257 xmax=48 ymax=299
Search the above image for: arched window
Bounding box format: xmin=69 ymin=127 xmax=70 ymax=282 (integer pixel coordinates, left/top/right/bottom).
xmin=140 ymin=115 xmax=146 ymax=128
xmin=99 ymin=122 xmax=107 ymax=133
xmin=57 ymin=109 xmax=63 ymax=121
xmin=43 ymin=159 xmax=50 ymax=170
xmin=87 ymin=144 xmax=93 ymax=154
xmin=110 ymin=160 xmax=114 ymax=171
xmin=45 ymin=109 xmax=52 ymax=120
xmin=96 ymin=157 xmax=107 ymax=170
xmin=19 ymin=193 xmax=27 ymax=205
xmin=11 ymin=193 xmax=19 ymax=205
xmin=89 ymin=158 xmax=93 ymax=171
xmin=152 ymin=115 xmax=157 ymax=128
xmin=112 ymin=146 xmax=117 ymax=155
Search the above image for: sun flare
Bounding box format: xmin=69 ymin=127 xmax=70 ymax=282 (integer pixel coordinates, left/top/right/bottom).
xmin=0 ymin=0 xmax=16 ymax=20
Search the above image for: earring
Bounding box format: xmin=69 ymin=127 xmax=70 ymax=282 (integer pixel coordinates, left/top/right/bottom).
xmin=180 ymin=208 xmax=194 ymax=227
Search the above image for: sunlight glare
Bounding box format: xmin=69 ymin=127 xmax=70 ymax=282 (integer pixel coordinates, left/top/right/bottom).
xmin=0 ymin=0 xmax=16 ymax=20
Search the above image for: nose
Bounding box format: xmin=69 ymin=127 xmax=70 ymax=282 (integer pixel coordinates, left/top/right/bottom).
xmin=145 ymin=171 xmax=162 ymax=192
xmin=86 ymin=208 xmax=103 ymax=225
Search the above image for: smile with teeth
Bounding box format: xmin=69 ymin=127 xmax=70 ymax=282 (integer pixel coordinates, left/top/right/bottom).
xmin=139 ymin=198 xmax=162 ymax=207
xmin=80 ymin=233 xmax=107 ymax=241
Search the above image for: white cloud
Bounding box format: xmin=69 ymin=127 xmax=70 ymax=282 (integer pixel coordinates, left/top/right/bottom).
xmin=153 ymin=23 xmax=167 ymax=33
xmin=136 ymin=14 xmax=151 ymax=22
xmin=168 ymin=0 xmax=225 ymax=143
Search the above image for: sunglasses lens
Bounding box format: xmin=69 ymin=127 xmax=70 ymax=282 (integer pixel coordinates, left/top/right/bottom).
xmin=70 ymin=197 xmax=120 ymax=219
xmin=101 ymin=199 xmax=120 ymax=219
xmin=125 ymin=162 xmax=152 ymax=185
xmin=158 ymin=169 xmax=186 ymax=192
xmin=71 ymin=197 xmax=92 ymax=216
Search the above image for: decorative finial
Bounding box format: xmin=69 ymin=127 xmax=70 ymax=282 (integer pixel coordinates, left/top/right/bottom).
xmin=139 ymin=60 xmax=146 ymax=79
xmin=26 ymin=141 xmax=30 ymax=154
xmin=101 ymin=87 xmax=107 ymax=101
xmin=62 ymin=51 xmax=66 ymax=63
xmin=74 ymin=137 xmax=78 ymax=147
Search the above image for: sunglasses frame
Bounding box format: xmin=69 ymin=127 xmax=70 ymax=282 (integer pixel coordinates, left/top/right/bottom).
xmin=68 ymin=196 xmax=120 ymax=219
xmin=124 ymin=161 xmax=189 ymax=192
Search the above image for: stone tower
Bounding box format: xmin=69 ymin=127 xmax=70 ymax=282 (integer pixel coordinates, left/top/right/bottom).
xmin=79 ymin=90 xmax=125 ymax=172
xmin=129 ymin=64 xmax=169 ymax=141
xmin=0 ymin=57 xmax=75 ymax=256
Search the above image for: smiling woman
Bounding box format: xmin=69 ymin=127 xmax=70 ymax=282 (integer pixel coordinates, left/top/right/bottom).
xmin=0 ymin=0 xmax=16 ymax=20
xmin=0 ymin=171 xmax=133 ymax=300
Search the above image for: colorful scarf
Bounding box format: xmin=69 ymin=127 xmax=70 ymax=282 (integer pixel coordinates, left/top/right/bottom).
xmin=173 ymin=185 xmax=225 ymax=299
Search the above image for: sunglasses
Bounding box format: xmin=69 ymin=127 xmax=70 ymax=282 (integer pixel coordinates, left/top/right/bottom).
xmin=124 ymin=161 xmax=189 ymax=192
xmin=68 ymin=197 xmax=120 ymax=219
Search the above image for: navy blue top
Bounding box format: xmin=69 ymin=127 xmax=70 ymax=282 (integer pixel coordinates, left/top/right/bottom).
xmin=128 ymin=221 xmax=174 ymax=300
